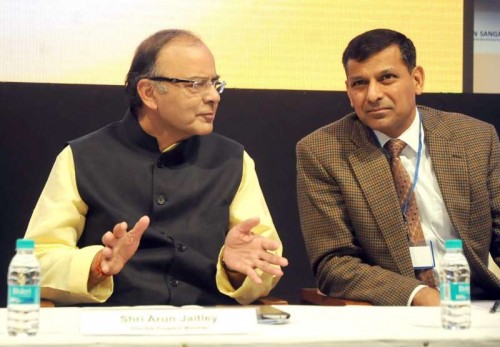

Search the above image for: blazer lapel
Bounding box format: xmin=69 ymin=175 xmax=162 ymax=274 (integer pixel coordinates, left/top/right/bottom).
xmin=421 ymin=111 xmax=470 ymax=238
xmin=348 ymin=120 xmax=415 ymax=277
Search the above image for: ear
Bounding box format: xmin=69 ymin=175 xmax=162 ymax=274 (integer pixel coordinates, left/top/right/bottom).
xmin=412 ymin=66 xmax=425 ymax=96
xmin=345 ymin=80 xmax=354 ymax=108
xmin=137 ymin=79 xmax=159 ymax=110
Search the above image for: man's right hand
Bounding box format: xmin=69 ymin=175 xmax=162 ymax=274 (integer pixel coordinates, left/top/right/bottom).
xmin=88 ymin=216 xmax=150 ymax=290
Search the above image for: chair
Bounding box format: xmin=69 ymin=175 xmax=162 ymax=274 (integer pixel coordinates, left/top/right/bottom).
xmin=300 ymin=288 xmax=371 ymax=306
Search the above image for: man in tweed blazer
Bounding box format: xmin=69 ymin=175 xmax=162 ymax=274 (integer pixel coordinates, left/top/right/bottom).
xmin=297 ymin=29 xmax=500 ymax=306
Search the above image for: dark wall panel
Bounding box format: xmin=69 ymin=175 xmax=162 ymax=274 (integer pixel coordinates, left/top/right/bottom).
xmin=1 ymin=82 xmax=499 ymax=305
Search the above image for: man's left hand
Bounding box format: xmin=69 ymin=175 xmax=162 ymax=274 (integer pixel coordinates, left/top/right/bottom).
xmin=223 ymin=217 xmax=288 ymax=284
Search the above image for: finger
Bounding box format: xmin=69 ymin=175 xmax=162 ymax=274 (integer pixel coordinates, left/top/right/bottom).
xmin=260 ymin=251 xmax=289 ymax=267
xmin=100 ymin=254 xmax=114 ymax=275
xmin=112 ymin=222 xmax=128 ymax=238
xmin=100 ymin=248 xmax=113 ymax=274
xmin=259 ymin=238 xmax=281 ymax=252
xmin=243 ymin=267 xmax=263 ymax=285
xmin=278 ymin=256 xmax=289 ymax=267
xmin=235 ymin=217 xmax=260 ymax=234
xmin=101 ymin=246 xmax=112 ymax=259
xmin=130 ymin=215 xmax=150 ymax=239
xmin=254 ymin=259 xmax=284 ymax=277
xmin=101 ymin=231 xmax=115 ymax=247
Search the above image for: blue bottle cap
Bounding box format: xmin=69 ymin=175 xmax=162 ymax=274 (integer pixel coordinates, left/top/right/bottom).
xmin=16 ymin=239 xmax=35 ymax=249
xmin=444 ymin=239 xmax=462 ymax=249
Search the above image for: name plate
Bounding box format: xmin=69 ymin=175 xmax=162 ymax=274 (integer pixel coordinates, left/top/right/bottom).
xmin=80 ymin=306 xmax=258 ymax=335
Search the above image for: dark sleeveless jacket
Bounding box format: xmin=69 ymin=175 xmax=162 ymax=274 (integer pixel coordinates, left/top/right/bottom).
xmin=69 ymin=110 xmax=243 ymax=306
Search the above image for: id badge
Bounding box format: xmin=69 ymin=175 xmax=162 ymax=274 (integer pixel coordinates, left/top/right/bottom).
xmin=409 ymin=241 xmax=435 ymax=269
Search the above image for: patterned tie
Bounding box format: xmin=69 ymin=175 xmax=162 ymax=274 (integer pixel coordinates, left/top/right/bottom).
xmin=384 ymin=139 xmax=436 ymax=288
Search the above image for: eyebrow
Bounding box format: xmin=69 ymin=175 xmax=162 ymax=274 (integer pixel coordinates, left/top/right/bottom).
xmin=377 ymin=68 xmax=396 ymax=76
xmin=346 ymin=75 xmax=365 ymax=82
xmin=187 ymin=75 xmax=221 ymax=81
xmin=348 ymin=68 xmax=396 ymax=81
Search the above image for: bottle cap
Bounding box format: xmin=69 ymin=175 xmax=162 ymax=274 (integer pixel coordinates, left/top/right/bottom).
xmin=16 ymin=239 xmax=35 ymax=249
xmin=444 ymin=239 xmax=462 ymax=249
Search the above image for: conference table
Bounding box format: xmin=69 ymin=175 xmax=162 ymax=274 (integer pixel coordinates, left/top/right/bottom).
xmin=0 ymin=302 xmax=499 ymax=346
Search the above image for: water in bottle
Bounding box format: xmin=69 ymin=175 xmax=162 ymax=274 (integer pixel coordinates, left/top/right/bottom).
xmin=439 ymin=239 xmax=471 ymax=330
xmin=7 ymin=239 xmax=41 ymax=336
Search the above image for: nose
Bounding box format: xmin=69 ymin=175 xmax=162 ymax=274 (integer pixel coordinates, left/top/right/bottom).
xmin=366 ymin=81 xmax=383 ymax=103
xmin=202 ymin=84 xmax=221 ymax=104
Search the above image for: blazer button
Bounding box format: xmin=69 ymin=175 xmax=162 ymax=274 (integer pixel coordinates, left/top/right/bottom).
xmin=176 ymin=243 xmax=187 ymax=252
xmin=169 ymin=279 xmax=179 ymax=287
xmin=156 ymin=195 xmax=166 ymax=205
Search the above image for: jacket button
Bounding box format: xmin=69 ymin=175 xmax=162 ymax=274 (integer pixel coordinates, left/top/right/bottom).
xmin=177 ymin=243 xmax=187 ymax=252
xmin=156 ymin=195 xmax=166 ymax=205
xmin=169 ymin=279 xmax=179 ymax=287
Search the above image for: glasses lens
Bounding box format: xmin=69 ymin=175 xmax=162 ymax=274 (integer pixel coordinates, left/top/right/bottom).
xmin=216 ymin=81 xmax=226 ymax=94
xmin=192 ymin=80 xmax=212 ymax=91
xmin=192 ymin=81 xmax=202 ymax=90
xmin=189 ymin=79 xmax=225 ymax=94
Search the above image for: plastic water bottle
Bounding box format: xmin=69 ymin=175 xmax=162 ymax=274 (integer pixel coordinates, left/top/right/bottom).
xmin=439 ymin=239 xmax=471 ymax=330
xmin=7 ymin=239 xmax=41 ymax=336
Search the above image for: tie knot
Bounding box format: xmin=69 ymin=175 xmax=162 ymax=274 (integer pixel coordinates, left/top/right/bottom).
xmin=384 ymin=139 xmax=406 ymax=158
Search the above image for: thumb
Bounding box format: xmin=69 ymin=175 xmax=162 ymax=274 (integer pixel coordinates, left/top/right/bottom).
xmin=235 ymin=217 xmax=260 ymax=234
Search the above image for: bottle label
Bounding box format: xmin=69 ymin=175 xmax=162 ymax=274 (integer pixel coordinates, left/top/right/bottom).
xmin=7 ymin=285 xmax=40 ymax=305
xmin=440 ymin=282 xmax=470 ymax=301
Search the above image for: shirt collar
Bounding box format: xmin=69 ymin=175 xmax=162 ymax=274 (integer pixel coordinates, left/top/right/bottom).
xmin=122 ymin=109 xmax=182 ymax=154
xmin=374 ymin=108 xmax=421 ymax=154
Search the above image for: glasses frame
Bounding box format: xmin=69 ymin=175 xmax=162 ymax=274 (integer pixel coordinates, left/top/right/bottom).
xmin=147 ymin=76 xmax=226 ymax=94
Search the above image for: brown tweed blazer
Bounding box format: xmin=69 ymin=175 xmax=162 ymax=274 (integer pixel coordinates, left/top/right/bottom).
xmin=297 ymin=105 xmax=500 ymax=305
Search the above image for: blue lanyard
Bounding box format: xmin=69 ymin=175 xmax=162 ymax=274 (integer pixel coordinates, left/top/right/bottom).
xmin=402 ymin=118 xmax=423 ymax=221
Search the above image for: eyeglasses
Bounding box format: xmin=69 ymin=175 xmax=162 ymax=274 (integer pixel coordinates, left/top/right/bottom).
xmin=148 ymin=76 xmax=226 ymax=94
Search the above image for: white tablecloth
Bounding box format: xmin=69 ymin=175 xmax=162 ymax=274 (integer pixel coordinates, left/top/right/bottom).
xmin=0 ymin=302 xmax=499 ymax=346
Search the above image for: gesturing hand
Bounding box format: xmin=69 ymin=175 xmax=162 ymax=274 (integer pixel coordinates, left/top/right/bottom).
xmin=222 ymin=217 xmax=288 ymax=284
xmin=99 ymin=215 xmax=150 ymax=275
